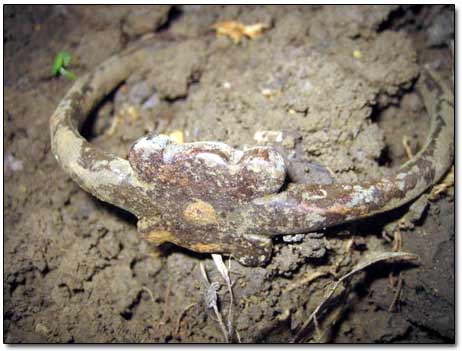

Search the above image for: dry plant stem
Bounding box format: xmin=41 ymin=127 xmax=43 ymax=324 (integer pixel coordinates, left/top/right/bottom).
xmin=393 ymin=230 xmax=403 ymax=252
xmin=141 ymin=286 xmax=157 ymax=332
xmin=175 ymin=303 xmax=197 ymax=336
xmin=213 ymin=304 xmax=229 ymax=343
xmin=430 ymin=165 xmax=454 ymax=199
xmin=226 ymin=259 xmax=234 ymax=340
xmin=388 ymin=220 xmax=405 ymax=286
xmin=236 ymin=330 xmax=241 ymax=343
xmin=402 ymin=135 xmax=414 ymax=159
xmin=50 ymin=39 xmax=454 ymax=265
xmin=315 ymin=302 xmax=348 ymax=343
xmin=200 ymin=262 xmax=230 ymax=343
xmin=291 ymin=251 xmax=418 ymax=343
xmin=285 ymin=271 xmax=331 ymax=293
xmin=388 ymin=272 xmax=404 ymax=312
xmin=211 ymin=254 xmax=235 ymax=340
xmin=141 ymin=286 xmax=155 ymax=304
xmin=158 ymin=279 xmax=172 ymax=335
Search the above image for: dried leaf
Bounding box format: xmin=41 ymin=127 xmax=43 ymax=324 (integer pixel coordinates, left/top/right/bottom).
xmin=242 ymin=23 xmax=267 ymax=39
xmin=212 ymin=21 xmax=268 ymax=43
xmin=430 ymin=165 xmax=454 ymax=199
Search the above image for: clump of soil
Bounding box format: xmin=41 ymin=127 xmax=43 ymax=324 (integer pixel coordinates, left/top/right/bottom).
xmin=4 ymin=5 xmax=454 ymax=343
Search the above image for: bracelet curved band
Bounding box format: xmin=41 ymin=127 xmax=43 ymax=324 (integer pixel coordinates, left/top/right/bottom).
xmin=50 ymin=43 xmax=454 ymax=266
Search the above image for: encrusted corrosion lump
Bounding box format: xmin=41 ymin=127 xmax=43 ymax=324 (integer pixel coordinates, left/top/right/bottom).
xmin=50 ymin=44 xmax=454 ymax=266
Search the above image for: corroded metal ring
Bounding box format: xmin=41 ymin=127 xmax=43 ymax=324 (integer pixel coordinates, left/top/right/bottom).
xmin=50 ymin=43 xmax=454 ymax=266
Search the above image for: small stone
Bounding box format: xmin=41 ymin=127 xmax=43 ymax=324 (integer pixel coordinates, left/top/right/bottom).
xmin=141 ymin=94 xmax=159 ymax=110
xmin=261 ymin=88 xmax=273 ymax=97
xmin=4 ymin=153 xmax=23 ymax=173
xmin=282 ymin=234 xmax=304 ymax=243
xmin=353 ymin=49 xmax=362 ymax=59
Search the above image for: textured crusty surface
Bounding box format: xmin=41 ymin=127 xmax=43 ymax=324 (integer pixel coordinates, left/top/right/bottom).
xmin=50 ymin=41 xmax=454 ymax=266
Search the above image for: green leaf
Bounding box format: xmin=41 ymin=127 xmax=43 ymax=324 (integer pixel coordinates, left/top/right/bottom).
xmin=60 ymin=51 xmax=72 ymax=66
xmin=52 ymin=51 xmax=75 ymax=79
xmin=52 ymin=53 xmax=64 ymax=75
xmin=59 ymin=67 xmax=76 ymax=81
xmin=51 ymin=51 xmax=72 ymax=76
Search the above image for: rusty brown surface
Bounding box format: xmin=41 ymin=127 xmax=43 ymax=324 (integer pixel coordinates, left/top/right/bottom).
xmin=50 ymin=45 xmax=454 ymax=266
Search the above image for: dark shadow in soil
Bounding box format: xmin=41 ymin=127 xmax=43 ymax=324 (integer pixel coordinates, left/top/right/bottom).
xmin=356 ymin=205 xmax=412 ymax=236
xmin=156 ymin=5 xmax=183 ymax=33
xmin=378 ymin=5 xmax=423 ymax=32
xmin=157 ymin=242 xmax=218 ymax=262
xmin=81 ymin=82 xmax=124 ymax=141
xmin=321 ymin=203 xmax=411 ymax=243
xmin=88 ymin=193 xmax=138 ymax=226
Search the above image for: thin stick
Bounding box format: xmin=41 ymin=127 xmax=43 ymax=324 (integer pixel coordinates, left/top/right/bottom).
xmin=160 ymin=279 xmax=171 ymax=332
xmin=402 ymin=135 xmax=414 ymax=159
xmin=212 ymin=254 xmax=235 ymax=341
xmin=175 ymin=303 xmax=197 ymax=335
xmin=292 ymin=251 xmax=418 ymax=343
xmin=213 ymin=304 xmax=229 ymax=343
xmin=141 ymin=286 xmax=157 ymax=333
xmin=388 ymin=272 xmax=403 ymax=312
xmin=285 ymin=271 xmax=330 ymax=293
xmin=200 ymin=262 xmax=230 ymax=343
xmin=141 ymin=286 xmax=155 ymax=304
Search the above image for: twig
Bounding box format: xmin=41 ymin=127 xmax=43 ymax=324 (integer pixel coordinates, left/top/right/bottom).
xmin=141 ymin=286 xmax=155 ymax=304
xmin=389 ymin=229 xmax=403 ymax=287
xmin=141 ymin=286 xmax=157 ymax=332
xmin=212 ymin=254 xmax=235 ymax=340
xmin=226 ymin=258 xmax=235 ymax=341
xmin=285 ymin=271 xmax=330 ymax=293
xmin=213 ymin=254 xmax=238 ymax=342
xmin=313 ymin=314 xmax=321 ymax=339
xmin=236 ymin=330 xmax=241 ymax=343
xmin=392 ymin=229 xmax=402 ymax=252
xmin=200 ymin=262 xmax=230 ymax=343
xmin=402 ymin=135 xmax=413 ymax=160
xmin=175 ymin=303 xmax=197 ymax=335
xmin=291 ymin=251 xmax=418 ymax=343
xmin=429 ymin=165 xmax=454 ymax=200
xmin=388 ymin=272 xmax=403 ymax=312
xmin=159 ymin=279 xmax=171 ymax=332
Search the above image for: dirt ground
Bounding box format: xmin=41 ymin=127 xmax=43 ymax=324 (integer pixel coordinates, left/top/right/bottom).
xmin=4 ymin=5 xmax=454 ymax=343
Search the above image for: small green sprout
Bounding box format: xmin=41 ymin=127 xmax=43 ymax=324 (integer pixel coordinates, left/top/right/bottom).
xmin=52 ymin=51 xmax=76 ymax=80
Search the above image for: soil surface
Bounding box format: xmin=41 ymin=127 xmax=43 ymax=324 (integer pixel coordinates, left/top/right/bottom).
xmin=4 ymin=5 xmax=454 ymax=343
